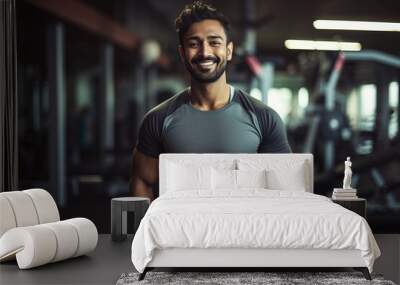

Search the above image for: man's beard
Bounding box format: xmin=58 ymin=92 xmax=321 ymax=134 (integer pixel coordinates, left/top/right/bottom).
xmin=184 ymin=55 xmax=227 ymax=83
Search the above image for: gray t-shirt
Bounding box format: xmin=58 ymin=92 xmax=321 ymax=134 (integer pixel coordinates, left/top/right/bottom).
xmin=137 ymin=87 xmax=291 ymax=158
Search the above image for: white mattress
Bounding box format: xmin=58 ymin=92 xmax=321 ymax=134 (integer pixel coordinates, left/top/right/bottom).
xmin=131 ymin=190 xmax=380 ymax=273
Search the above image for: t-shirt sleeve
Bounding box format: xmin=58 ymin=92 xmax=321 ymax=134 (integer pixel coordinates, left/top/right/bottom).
xmin=258 ymin=109 xmax=292 ymax=153
xmin=136 ymin=111 xmax=163 ymax=158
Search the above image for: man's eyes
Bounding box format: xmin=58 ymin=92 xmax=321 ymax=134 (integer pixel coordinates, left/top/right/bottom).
xmin=187 ymin=41 xmax=222 ymax=47
xmin=188 ymin=42 xmax=199 ymax=48
xmin=210 ymin=41 xmax=222 ymax=46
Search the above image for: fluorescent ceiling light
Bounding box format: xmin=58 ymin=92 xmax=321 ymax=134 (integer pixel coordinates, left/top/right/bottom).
xmin=314 ymin=20 xmax=400 ymax=32
xmin=284 ymin=40 xmax=361 ymax=51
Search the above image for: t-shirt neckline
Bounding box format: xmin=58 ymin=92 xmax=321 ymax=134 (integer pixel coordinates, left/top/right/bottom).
xmin=187 ymin=85 xmax=235 ymax=113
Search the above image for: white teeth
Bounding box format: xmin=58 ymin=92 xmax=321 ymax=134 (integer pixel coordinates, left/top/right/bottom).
xmin=198 ymin=61 xmax=215 ymax=66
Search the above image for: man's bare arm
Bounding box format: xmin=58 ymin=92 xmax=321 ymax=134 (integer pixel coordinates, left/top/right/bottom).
xmin=130 ymin=148 xmax=159 ymax=201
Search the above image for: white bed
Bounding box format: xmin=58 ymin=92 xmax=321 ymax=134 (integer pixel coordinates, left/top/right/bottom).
xmin=131 ymin=154 xmax=380 ymax=280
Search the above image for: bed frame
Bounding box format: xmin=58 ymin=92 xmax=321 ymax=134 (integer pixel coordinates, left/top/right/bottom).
xmin=141 ymin=248 xmax=370 ymax=280
xmin=139 ymin=154 xmax=371 ymax=280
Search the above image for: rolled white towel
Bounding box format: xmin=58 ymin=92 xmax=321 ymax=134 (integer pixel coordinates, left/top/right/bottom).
xmin=0 ymin=225 xmax=57 ymax=269
xmin=64 ymin=218 xmax=98 ymax=257
xmin=23 ymin=189 xmax=60 ymax=224
xmin=42 ymin=221 xmax=79 ymax=262
xmin=0 ymin=195 xmax=17 ymax=237
xmin=0 ymin=218 xmax=98 ymax=269
xmin=0 ymin=191 xmax=39 ymax=227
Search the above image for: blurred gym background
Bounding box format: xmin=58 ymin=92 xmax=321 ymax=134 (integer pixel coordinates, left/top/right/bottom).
xmin=5 ymin=0 xmax=400 ymax=233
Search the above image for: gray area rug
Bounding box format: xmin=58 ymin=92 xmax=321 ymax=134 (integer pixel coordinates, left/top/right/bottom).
xmin=116 ymin=271 xmax=396 ymax=285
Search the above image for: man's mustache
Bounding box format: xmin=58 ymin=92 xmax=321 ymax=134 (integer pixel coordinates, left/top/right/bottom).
xmin=191 ymin=56 xmax=219 ymax=64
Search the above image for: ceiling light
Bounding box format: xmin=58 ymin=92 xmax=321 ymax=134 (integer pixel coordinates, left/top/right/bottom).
xmin=313 ymin=20 xmax=400 ymax=32
xmin=284 ymin=40 xmax=361 ymax=51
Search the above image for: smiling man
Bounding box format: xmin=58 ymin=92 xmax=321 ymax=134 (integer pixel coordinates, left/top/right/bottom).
xmin=131 ymin=1 xmax=291 ymax=200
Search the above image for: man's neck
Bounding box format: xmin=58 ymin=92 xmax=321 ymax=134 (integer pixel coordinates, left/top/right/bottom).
xmin=189 ymin=75 xmax=230 ymax=111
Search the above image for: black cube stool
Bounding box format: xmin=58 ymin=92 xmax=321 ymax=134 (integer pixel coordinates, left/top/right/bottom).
xmin=111 ymin=197 xmax=150 ymax=242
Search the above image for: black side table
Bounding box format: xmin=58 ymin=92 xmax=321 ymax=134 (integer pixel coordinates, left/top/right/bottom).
xmin=332 ymin=198 xmax=367 ymax=218
xmin=111 ymin=197 xmax=150 ymax=242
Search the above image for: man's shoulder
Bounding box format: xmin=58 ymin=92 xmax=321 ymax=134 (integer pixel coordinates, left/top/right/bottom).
xmin=234 ymin=88 xmax=279 ymax=118
xmin=144 ymin=89 xmax=188 ymax=119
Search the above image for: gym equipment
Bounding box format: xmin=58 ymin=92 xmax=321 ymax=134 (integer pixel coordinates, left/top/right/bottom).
xmin=321 ymin=50 xmax=400 ymax=171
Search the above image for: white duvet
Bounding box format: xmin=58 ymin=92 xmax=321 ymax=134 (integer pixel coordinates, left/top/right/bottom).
xmin=131 ymin=190 xmax=380 ymax=273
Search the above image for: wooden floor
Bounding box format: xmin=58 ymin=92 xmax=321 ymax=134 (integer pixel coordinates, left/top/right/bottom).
xmin=0 ymin=234 xmax=134 ymax=285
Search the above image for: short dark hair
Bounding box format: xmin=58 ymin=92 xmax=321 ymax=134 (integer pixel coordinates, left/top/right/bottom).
xmin=175 ymin=1 xmax=231 ymax=46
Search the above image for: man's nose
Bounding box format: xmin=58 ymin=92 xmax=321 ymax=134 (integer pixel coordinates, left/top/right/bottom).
xmin=199 ymin=41 xmax=212 ymax=57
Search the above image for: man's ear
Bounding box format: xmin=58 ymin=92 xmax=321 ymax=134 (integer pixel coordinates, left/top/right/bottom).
xmin=178 ymin=45 xmax=185 ymax=63
xmin=227 ymin=41 xmax=233 ymax=61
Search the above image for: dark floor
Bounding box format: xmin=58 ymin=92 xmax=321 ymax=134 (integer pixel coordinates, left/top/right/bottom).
xmin=1 ymin=232 xmax=397 ymax=285
xmin=0 ymin=234 xmax=134 ymax=285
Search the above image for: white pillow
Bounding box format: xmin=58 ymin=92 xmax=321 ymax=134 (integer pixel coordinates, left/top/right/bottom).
xmin=167 ymin=162 xmax=211 ymax=191
xmin=166 ymin=158 xmax=236 ymax=171
xmin=236 ymin=169 xmax=267 ymax=188
xmin=266 ymin=168 xmax=306 ymax=191
xmin=238 ymin=159 xmax=308 ymax=192
xmin=211 ymin=168 xmax=236 ymax=190
xmin=211 ymin=169 xmax=268 ymax=190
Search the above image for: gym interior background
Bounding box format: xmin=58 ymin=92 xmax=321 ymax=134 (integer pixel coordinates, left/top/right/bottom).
xmin=11 ymin=0 xmax=400 ymax=234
